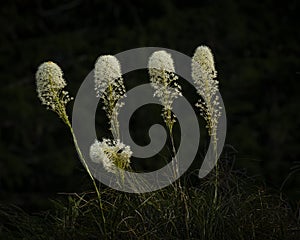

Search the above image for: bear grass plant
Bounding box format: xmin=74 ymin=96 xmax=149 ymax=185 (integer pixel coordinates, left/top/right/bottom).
xmin=1 ymin=46 xmax=299 ymax=239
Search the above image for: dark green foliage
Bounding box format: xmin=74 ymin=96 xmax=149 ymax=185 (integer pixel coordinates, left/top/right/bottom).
xmin=1 ymin=168 xmax=299 ymax=239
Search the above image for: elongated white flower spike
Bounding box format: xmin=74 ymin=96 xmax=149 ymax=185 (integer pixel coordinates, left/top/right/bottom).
xmin=94 ymin=55 xmax=126 ymax=115
xmin=94 ymin=55 xmax=126 ymax=138
xmin=90 ymin=138 xmax=132 ymax=174
xmin=35 ymin=61 xmax=73 ymax=122
xmin=192 ymin=46 xmax=221 ymax=138
xmin=148 ymin=50 xmax=182 ymax=129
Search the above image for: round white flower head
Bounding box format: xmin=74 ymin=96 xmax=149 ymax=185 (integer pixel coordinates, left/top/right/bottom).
xmin=192 ymin=46 xmax=217 ymax=79
xmin=89 ymin=138 xmax=132 ymax=174
xmin=94 ymin=55 xmax=124 ymax=98
xmin=148 ymin=50 xmax=175 ymax=73
xmin=35 ymin=61 xmax=72 ymax=114
xmin=191 ymin=45 xmax=221 ymax=137
xmin=192 ymin=46 xmax=218 ymax=98
xmin=148 ymin=50 xmax=182 ymax=127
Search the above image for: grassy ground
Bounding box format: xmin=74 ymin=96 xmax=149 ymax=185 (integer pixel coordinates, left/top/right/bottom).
xmin=1 ymin=160 xmax=299 ymax=240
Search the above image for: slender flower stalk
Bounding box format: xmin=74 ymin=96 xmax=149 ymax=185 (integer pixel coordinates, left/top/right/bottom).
xmin=35 ymin=61 xmax=106 ymax=229
xmin=148 ymin=50 xmax=182 ymax=175
xmin=191 ymin=46 xmax=222 ymax=204
xmin=94 ymin=55 xmax=126 ymax=139
xmin=148 ymin=51 xmax=190 ymax=237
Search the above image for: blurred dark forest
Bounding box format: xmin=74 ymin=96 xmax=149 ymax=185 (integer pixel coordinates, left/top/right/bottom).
xmin=0 ymin=0 xmax=299 ymax=210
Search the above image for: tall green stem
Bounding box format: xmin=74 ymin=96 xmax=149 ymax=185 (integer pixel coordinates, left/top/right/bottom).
xmin=166 ymin=111 xmax=190 ymax=239
xmin=65 ymin=119 xmax=106 ymax=232
xmin=213 ymin=131 xmax=218 ymax=205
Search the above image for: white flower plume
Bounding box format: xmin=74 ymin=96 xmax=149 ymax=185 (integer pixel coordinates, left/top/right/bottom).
xmin=148 ymin=50 xmax=176 ymax=73
xmin=148 ymin=50 xmax=182 ymax=126
xmin=94 ymin=55 xmax=125 ymax=99
xmin=94 ymin=55 xmax=127 ymax=138
xmin=35 ymin=61 xmax=72 ymax=114
xmin=191 ymin=45 xmax=221 ymax=137
xmin=89 ymin=138 xmax=132 ymax=174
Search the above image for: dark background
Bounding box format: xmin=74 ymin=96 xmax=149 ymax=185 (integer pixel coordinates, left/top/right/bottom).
xmin=0 ymin=0 xmax=299 ymax=210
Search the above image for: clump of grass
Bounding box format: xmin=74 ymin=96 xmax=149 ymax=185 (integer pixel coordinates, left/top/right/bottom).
xmin=1 ymin=164 xmax=299 ymax=239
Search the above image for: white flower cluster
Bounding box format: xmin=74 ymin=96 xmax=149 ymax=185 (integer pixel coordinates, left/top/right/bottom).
xmin=36 ymin=61 xmax=72 ymax=112
xmin=94 ymin=55 xmax=127 ymax=139
xmin=148 ymin=51 xmax=182 ymax=125
xmin=94 ymin=55 xmax=126 ymax=118
xmin=148 ymin=50 xmax=176 ymax=73
xmin=191 ymin=46 xmax=221 ymax=136
xmin=89 ymin=138 xmax=132 ymax=173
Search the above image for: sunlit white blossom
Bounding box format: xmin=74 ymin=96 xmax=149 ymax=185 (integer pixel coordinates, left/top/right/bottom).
xmin=94 ymin=55 xmax=125 ymax=99
xmin=35 ymin=61 xmax=73 ymax=114
xmin=191 ymin=46 xmax=221 ymax=136
xmin=148 ymin=50 xmax=182 ymax=126
xmin=148 ymin=50 xmax=176 ymax=73
xmin=89 ymin=138 xmax=132 ymax=174
xmin=94 ymin=55 xmax=127 ymax=138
